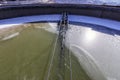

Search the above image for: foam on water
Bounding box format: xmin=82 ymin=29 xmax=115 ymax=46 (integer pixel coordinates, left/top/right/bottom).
xmin=2 ymin=32 xmax=19 ymax=41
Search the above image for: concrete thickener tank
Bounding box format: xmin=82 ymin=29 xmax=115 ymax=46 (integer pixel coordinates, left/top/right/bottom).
xmin=0 ymin=2 xmax=120 ymax=80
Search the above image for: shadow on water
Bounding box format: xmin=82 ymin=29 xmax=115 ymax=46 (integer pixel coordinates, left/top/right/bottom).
xmin=69 ymin=21 xmax=120 ymax=36
xmin=32 ymin=21 xmax=120 ymax=36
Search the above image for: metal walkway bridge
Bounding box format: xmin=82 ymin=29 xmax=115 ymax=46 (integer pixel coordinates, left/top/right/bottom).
xmin=46 ymin=12 xmax=73 ymax=80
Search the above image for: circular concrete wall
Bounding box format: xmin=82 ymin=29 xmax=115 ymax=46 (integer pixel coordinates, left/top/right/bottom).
xmin=0 ymin=4 xmax=120 ymax=21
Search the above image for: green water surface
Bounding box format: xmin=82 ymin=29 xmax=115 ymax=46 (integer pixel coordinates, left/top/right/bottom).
xmin=0 ymin=25 xmax=92 ymax=80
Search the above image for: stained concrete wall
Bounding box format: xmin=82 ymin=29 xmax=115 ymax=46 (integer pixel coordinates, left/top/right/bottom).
xmin=0 ymin=4 xmax=120 ymax=21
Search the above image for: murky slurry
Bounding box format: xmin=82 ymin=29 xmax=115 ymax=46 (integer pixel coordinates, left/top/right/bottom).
xmin=0 ymin=23 xmax=92 ymax=80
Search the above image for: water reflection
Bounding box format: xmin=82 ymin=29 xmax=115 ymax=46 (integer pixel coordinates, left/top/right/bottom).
xmin=84 ymin=28 xmax=97 ymax=43
xmin=67 ymin=23 xmax=120 ymax=80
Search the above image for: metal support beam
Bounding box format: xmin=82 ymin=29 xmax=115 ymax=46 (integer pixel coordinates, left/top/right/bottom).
xmin=57 ymin=12 xmax=68 ymax=80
